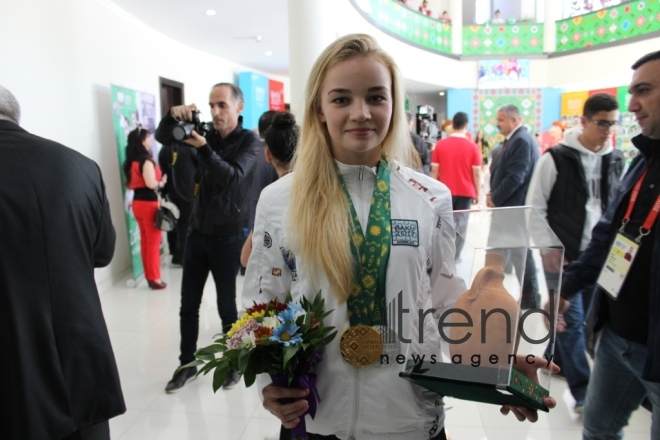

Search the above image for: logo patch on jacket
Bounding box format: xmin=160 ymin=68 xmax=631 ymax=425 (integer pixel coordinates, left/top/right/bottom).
xmin=263 ymin=232 xmax=272 ymax=248
xmin=391 ymin=219 xmax=419 ymax=246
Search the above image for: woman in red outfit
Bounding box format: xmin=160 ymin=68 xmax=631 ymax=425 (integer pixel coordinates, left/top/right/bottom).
xmin=123 ymin=127 xmax=168 ymax=289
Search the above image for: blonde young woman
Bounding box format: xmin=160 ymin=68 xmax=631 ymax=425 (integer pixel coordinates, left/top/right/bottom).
xmin=242 ymin=34 xmax=556 ymax=440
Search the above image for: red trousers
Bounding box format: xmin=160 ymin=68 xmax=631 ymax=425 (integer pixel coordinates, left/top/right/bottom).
xmin=132 ymin=200 xmax=162 ymax=281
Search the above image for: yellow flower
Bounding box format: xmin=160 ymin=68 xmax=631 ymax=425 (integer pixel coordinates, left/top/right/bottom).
xmin=250 ymin=309 xmax=266 ymax=319
xmin=370 ymin=225 xmax=382 ymax=236
xmin=227 ymin=313 xmax=250 ymax=337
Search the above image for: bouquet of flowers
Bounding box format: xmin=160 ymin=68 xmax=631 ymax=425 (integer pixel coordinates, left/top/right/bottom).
xmin=179 ymin=292 xmax=336 ymax=440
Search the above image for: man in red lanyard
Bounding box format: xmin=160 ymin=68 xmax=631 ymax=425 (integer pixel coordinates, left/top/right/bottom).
xmin=559 ymin=50 xmax=660 ymax=439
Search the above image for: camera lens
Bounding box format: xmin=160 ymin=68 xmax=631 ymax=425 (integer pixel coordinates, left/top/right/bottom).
xmin=172 ymin=123 xmax=193 ymax=142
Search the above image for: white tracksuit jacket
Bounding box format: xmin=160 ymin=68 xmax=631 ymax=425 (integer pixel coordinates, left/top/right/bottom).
xmin=242 ymin=161 xmax=465 ymax=439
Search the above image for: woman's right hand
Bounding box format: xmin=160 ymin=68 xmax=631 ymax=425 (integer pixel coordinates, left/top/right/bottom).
xmin=170 ymin=104 xmax=198 ymax=122
xmin=262 ymin=384 xmax=310 ymax=429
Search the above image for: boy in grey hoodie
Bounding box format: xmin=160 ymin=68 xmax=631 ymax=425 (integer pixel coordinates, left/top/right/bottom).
xmin=526 ymin=93 xmax=625 ymax=413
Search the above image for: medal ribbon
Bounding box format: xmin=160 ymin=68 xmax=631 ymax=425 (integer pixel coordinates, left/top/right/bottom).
xmin=620 ymin=165 xmax=660 ymax=242
xmin=338 ymin=159 xmax=392 ymax=327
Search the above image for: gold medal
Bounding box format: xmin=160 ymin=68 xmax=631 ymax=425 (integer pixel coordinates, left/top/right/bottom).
xmin=340 ymin=324 xmax=383 ymax=367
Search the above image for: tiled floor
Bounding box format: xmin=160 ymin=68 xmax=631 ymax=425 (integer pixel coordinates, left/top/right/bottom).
xmin=102 ymin=264 xmax=652 ymax=440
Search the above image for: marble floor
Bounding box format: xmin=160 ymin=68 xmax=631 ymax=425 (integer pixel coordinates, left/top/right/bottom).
xmin=102 ymin=263 xmax=652 ymax=440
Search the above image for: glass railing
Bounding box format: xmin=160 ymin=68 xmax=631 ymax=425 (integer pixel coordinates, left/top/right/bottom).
xmin=463 ymin=23 xmax=544 ymax=56
xmin=351 ymin=0 xmax=660 ymax=57
xmin=351 ymin=0 xmax=452 ymax=54
xmin=556 ymin=0 xmax=660 ymax=53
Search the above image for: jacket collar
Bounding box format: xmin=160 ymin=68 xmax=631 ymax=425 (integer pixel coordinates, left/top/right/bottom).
xmin=0 ymin=120 xmax=24 ymax=131
xmin=214 ymin=119 xmax=244 ymax=145
xmin=633 ymin=134 xmax=660 ymax=159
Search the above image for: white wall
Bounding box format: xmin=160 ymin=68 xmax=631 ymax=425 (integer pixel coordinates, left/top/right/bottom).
xmin=546 ymin=37 xmax=660 ymax=91
xmin=0 ymin=0 xmax=289 ymax=291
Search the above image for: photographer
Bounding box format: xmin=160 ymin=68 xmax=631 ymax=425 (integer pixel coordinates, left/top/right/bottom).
xmin=156 ymin=83 xmax=260 ymax=393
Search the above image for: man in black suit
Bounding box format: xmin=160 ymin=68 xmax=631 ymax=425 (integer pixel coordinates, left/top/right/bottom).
xmin=0 ymin=86 xmax=125 ymax=439
xmin=487 ymin=104 xmax=541 ymax=308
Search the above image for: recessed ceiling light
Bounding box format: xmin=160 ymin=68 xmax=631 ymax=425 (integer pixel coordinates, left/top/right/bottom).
xmin=206 ymin=9 xmax=216 ymax=16
xmin=439 ymin=91 xmax=446 ymax=96
xmin=265 ymin=51 xmax=273 ymax=57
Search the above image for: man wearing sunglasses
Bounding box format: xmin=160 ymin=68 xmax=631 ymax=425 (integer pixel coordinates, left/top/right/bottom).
xmin=526 ymin=93 xmax=625 ymax=414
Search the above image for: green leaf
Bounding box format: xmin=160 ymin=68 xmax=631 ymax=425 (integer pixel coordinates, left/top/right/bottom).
xmin=244 ymin=371 xmax=257 ymax=388
xmin=282 ymin=345 xmax=299 ymax=367
xmin=212 ymin=362 xmax=230 ymax=393
xmin=238 ymin=348 xmax=251 ymax=373
xmin=195 ymin=344 xmax=226 ymax=356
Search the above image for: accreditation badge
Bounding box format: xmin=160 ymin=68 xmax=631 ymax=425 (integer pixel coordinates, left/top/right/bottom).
xmin=340 ymin=325 xmax=383 ymax=367
xmin=596 ymin=233 xmax=640 ymax=300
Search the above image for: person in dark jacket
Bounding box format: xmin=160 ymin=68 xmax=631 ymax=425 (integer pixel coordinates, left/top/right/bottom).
xmin=156 ymin=83 xmax=260 ymax=393
xmin=0 ymin=85 xmax=125 ymax=439
xmin=526 ymin=93 xmax=625 ymax=413
xmin=158 ymin=139 xmax=198 ymax=266
xmin=406 ymin=111 xmax=430 ymax=175
xmin=559 ymin=50 xmax=660 ymax=439
xmin=488 ymin=104 xmax=540 ymax=308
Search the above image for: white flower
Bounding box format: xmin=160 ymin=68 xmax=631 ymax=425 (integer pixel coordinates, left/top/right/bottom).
xmin=239 ymin=331 xmax=256 ymax=348
xmin=262 ymin=316 xmax=281 ymax=329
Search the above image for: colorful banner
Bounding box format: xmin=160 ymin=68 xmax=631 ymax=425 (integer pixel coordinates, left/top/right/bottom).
xmin=471 ymin=88 xmax=543 ymax=147
xmin=556 ymin=0 xmax=660 ymax=53
xmin=589 ymin=87 xmax=618 ymax=97
xmin=478 ymin=59 xmax=530 ymax=89
xmin=239 ymin=72 xmax=270 ymax=130
xmin=561 ymin=91 xmax=590 ymax=117
xmin=351 ymin=0 xmax=452 ymax=54
xmin=110 ymin=85 xmax=158 ymax=282
xmin=463 ymin=23 xmax=544 ymax=56
xmin=269 ymin=79 xmax=285 ymax=111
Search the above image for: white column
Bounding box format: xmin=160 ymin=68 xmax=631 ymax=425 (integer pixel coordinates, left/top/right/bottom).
xmin=449 ymin=0 xmax=462 ymax=55
xmin=287 ymin=0 xmax=337 ymax=119
xmin=544 ymin=0 xmax=557 ymax=53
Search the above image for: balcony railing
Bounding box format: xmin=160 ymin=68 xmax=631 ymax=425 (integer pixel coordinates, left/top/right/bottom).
xmin=351 ymin=0 xmax=660 ymax=57
xmin=351 ymin=0 xmax=452 ymax=54
xmin=556 ymin=0 xmax=660 ymax=53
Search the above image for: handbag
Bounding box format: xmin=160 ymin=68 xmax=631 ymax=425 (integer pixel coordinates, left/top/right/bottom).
xmin=155 ymin=196 xmax=180 ymax=232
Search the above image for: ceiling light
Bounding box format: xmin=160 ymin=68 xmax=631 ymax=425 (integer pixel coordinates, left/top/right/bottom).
xmin=265 ymin=51 xmax=273 ymax=57
xmin=439 ymin=91 xmax=446 ymax=96
xmin=206 ymin=9 xmax=216 ymax=16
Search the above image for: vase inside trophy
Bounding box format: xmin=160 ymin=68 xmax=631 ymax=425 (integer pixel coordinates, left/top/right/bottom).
xmin=449 ymin=252 xmax=521 ymax=367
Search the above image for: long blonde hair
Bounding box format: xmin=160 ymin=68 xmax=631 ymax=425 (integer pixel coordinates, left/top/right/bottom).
xmin=288 ymin=33 xmax=417 ymax=303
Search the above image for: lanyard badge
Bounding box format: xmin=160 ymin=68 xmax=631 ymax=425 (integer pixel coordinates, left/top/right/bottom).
xmin=597 ymin=167 xmax=660 ymax=299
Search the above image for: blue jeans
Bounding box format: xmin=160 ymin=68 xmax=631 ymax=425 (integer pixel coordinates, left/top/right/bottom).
xmin=545 ymin=271 xmax=592 ymax=407
xmin=583 ymin=324 xmax=660 ymax=439
xmin=179 ymin=229 xmax=242 ymax=365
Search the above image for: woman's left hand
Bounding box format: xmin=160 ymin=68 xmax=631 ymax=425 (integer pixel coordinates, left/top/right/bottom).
xmin=499 ymin=355 xmax=559 ymax=422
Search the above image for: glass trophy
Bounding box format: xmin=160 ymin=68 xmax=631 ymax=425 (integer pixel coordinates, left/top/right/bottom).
xmin=399 ymin=206 xmax=563 ymax=412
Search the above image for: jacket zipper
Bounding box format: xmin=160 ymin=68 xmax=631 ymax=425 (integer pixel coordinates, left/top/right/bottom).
xmin=348 ymin=367 xmax=361 ymax=440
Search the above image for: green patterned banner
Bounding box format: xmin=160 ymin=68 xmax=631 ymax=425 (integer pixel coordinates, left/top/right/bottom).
xmin=352 ymin=0 xmax=452 ymax=54
xmin=556 ymin=0 xmax=660 ymax=53
xmin=472 ymin=88 xmax=544 ymax=147
xmin=462 ymin=23 xmax=544 ymax=56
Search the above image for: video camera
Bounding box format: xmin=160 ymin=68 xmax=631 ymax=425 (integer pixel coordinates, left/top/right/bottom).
xmin=172 ymin=111 xmax=212 ymax=142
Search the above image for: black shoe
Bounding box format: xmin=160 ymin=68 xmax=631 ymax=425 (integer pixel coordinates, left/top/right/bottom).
xmin=165 ymin=367 xmax=197 ymax=393
xmin=223 ymin=370 xmax=241 ymax=390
